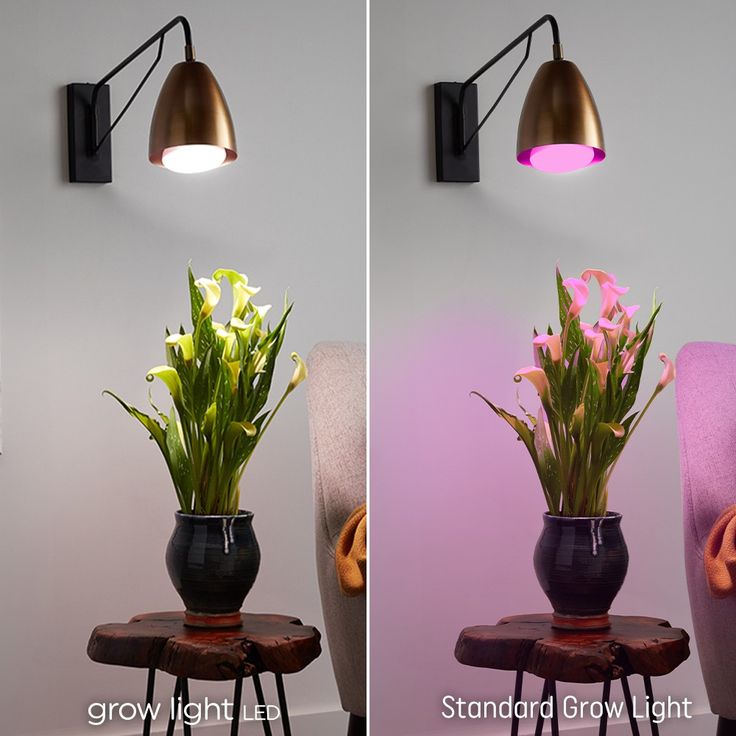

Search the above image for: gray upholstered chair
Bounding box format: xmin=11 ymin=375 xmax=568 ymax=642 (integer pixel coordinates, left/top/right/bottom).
xmin=306 ymin=342 xmax=366 ymax=736
xmin=676 ymin=342 xmax=736 ymax=736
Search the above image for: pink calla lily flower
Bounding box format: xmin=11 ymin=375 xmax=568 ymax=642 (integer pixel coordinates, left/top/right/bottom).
xmin=581 ymin=269 xmax=617 ymax=287
xmin=533 ymin=333 xmax=562 ymax=362
xmin=514 ymin=367 xmax=550 ymax=400
xmin=622 ymin=304 xmax=640 ymax=320
xmin=598 ymin=317 xmax=625 ymax=347
xmin=657 ymin=353 xmax=675 ymax=390
xmin=620 ymin=304 xmax=640 ymax=338
xmin=583 ymin=326 xmax=606 ymax=361
xmin=600 ymin=282 xmax=630 ymax=318
xmin=598 ymin=317 xmax=622 ymax=333
xmin=562 ymin=277 xmax=589 ymax=319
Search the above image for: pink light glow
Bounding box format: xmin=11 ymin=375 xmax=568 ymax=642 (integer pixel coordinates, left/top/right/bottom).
xmin=518 ymin=144 xmax=605 ymax=173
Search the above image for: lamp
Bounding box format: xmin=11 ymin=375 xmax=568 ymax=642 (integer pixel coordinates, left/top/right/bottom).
xmin=434 ymin=14 xmax=604 ymax=182
xmin=67 ymin=15 xmax=236 ymax=183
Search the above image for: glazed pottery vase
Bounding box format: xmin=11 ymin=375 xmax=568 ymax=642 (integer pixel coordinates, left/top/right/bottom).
xmin=165 ymin=510 xmax=261 ymax=628
xmin=533 ymin=511 xmax=629 ymax=630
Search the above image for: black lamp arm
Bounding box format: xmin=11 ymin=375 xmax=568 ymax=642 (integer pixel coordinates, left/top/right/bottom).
xmin=89 ymin=15 xmax=193 ymax=154
xmin=456 ymin=14 xmax=561 ymax=152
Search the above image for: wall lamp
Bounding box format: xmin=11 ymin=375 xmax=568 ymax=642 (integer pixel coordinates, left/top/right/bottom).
xmin=67 ymin=15 xmax=236 ymax=183
xmin=434 ymin=14 xmax=604 ymax=182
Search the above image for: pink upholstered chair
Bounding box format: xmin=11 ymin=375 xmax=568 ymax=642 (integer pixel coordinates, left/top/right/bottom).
xmin=676 ymin=342 xmax=736 ymax=735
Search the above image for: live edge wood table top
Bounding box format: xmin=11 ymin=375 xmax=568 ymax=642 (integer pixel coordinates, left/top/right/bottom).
xmin=455 ymin=614 xmax=690 ymax=684
xmin=87 ymin=611 xmax=322 ymax=681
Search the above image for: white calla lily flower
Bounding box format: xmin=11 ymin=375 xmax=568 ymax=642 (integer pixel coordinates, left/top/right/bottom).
xmin=232 ymin=281 xmax=261 ymax=319
xmin=254 ymin=304 xmax=272 ymax=323
xmin=165 ymin=333 xmax=194 ymax=362
xmin=194 ymin=277 xmax=221 ymax=321
xmin=288 ymin=352 xmax=307 ymax=391
xmin=230 ymin=317 xmax=251 ymax=332
xmin=213 ymin=269 xmax=261 ymax=320
xmin=146 ymin=366 xmax=183 ymax=403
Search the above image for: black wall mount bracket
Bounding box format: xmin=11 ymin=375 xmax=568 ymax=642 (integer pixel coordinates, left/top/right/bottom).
xmin=434 ymin=82 xmax=479 ymax=183
xmin=67 ymin=83 xmax=112 ymax=183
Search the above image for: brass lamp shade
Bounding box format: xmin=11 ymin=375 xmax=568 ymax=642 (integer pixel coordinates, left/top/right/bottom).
xmin=149 ymin=60 xmax=237 ymax=173
xmin=516 ymin=59 xmax=604 ymax=172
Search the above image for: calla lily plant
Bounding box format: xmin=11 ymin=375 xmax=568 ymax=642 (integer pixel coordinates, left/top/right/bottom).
xmin=474 ymin=268 xmax=674 ymax=517
xmin=105 ymin=267 xmax=306 ymax=516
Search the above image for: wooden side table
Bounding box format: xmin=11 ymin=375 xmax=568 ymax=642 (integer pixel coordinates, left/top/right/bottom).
xmin=88 ymin=611 xmax=321 ymax=736
xmin=455 ymin=614 xmax=690 ymax=736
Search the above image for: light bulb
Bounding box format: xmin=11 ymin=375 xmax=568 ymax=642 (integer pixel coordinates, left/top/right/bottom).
xmin=161 ymin=144 xmax=228 ymax=174
xmin=525 ymin=144 xmax=598 ymax=174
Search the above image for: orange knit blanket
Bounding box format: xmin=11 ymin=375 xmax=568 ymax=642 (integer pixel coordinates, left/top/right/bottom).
xmin=705 ymin=504 xmax=736 ymax=598
xmin=336 ymin=503 xmax=367 ymax=597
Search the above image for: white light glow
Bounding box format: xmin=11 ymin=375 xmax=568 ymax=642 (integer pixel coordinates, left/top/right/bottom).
xmin=161 ymin=145 xmax=228 ymax=174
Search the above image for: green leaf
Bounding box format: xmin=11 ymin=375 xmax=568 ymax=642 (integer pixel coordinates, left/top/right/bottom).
xmin=188 ymin=266 xmax=204 ymax=330
xmin=215 ymin=359 xmax=233 ymax=442
xmin=249 ymin=319 xmax=288 ymax=417
xmin=189 ymin=267 xmax=215 ymax=356
xmin=556 ymin=268 xmax=583 ymax=358
xmin=103 ymin=390 xmax=166 ymax=449
xmin=471 ymin=391 xmax=536 ymax=455
xmin=619 ymin=330 xmax=653 ymax=417
xmin=560 ymin=351 xmax=582 ymax=423
xmin=193 ymin=345 xmax=217 ymax=422
xmin=556 ymin=267 xmax=571 ymax=330
xmin=165 ymin=409 xmax=193 ymax=513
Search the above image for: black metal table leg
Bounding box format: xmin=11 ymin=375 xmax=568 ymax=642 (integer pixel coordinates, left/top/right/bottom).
xmin=229 ymin=676 xmax=243 ymax=736
xmin=275 ymin=674 xmax=293 ymax=736
xmin=598 ymin=678 xmax=612 ymax=736
xmin=252 ymin=672 xmax=273 ymax=736
xmin=621 ymin=675 xmax=641 ymax=736
xmin=548 ymin=681 xmax=559 ymax=736
xmin=534 ymin=679 xmax=550 ymax=736
xmin=180 ymin=678 xmax=192 ymax=736
xmin=142 ymin=668 xmax=156 ymax=736
xmin=166 ymin=678 xmax=182 ymax=736
xmin=643 ymin=677 xmax=660 ymax=736
xmin=510 ymin=670 xmax=523 ymax=736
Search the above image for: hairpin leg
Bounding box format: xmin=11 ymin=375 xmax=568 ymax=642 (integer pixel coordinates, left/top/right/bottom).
xmin=252 ymin=673 xmax=273 ymax=736
xmin=534 ymin=679 xmax=550 ymax=736
xmin=229 ymin=676 xmax=243 ymax=736
xmin=510 ymin=670 xmax=524 ymax=736
xmin=166 ymin=678 xmax=182 ymax=736
xmin=548 ymin=681 xmax=559 ymax=736
xmin=141 ymin=668 xmax=156 ymax=736
xmin=275 ymin=674 xmax=292 ymax=736
xmin=621 ymin=675 xmax=641 ymax=736
xmin=643 ymin=677 xmax=660 ymax=736
xmin=180 ymin=678 xmax=192 ymax=736
xmin=598 ymin=678 xmax=612 ymax=736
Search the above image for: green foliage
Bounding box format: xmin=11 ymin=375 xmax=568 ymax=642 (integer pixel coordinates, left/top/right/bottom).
xmin=475 ymin=269 xmax=670 ymax=517
xmin=105 ymin=267 xmax=306 ymax=515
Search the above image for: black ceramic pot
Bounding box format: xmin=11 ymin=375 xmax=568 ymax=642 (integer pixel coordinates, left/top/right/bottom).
xmin=165 ymin=510 xmax=261 ymax=628
xmin=533 ymin=511 xmax=628 ymax=630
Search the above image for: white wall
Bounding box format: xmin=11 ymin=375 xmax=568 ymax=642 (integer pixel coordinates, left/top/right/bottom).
xmin=371 ymin=1 xmax=727 ymax=734
xmin=0 ymin=1 xmax=364 ymax=734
